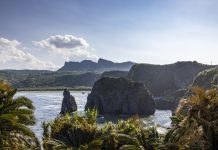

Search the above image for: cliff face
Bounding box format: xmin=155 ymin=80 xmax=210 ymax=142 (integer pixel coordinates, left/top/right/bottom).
xmin=85 ymin=77 xmax=155 ymax=116
xmin=192 ymin=67 xmax=218 ymax=89
xmin=128 ymin=61 xmax=215 ymax=97
xmin=58 ymin=58 xmax=135 ymax=72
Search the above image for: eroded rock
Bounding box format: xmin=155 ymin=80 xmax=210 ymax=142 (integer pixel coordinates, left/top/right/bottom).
xmin=85 ymin=77 xmax=155 ymax=116
xmin=60 ymin=89 xmax=77 ymax=114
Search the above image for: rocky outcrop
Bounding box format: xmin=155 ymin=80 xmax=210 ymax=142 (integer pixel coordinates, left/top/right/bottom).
xmin=128 ymin=61 xmax=215 ymax=97
xmin=58 ymin=58 xmax=135 ymax=72
xmin=60 ymin=89 xmax=77 ymax=115
xmin=85 ymin=77 xmax=155 ymax=116
xmin=192 ymin=67 xmax=218 ymax=89
xmin=154 ymin=89 xmax=187 ymax=110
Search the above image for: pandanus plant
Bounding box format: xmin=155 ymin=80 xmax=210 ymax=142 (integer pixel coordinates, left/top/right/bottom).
xmin=43 ymin=111 xmax=161 ymax=150
xmin=0 ymin=81 xmax=40 ymax=149
xmin=165 ymin=87 xmax=218 ymax=150
xmin=42 ymin=110 xmax=100 ymax=150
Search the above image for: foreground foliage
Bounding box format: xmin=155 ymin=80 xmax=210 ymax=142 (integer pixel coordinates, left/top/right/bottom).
xmin=0 ymin=81 xmax=40 ymax=149
xmin=42 ymin=110 xmax=160 ymax=150
xmin=165 ymin=87 xmax=218 ymax=149
xmin=43 ymin=87 xmax=218 ymax=150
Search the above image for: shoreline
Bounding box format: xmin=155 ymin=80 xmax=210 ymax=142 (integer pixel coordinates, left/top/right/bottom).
xmin=17 ymin=86 xmax=92 ymax=91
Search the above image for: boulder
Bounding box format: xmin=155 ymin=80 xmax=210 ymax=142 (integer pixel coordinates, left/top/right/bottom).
xmin=60 ymin=89 xmax=77 ymax=115
xmin=85 ymin=77 xmax=155 ymax=116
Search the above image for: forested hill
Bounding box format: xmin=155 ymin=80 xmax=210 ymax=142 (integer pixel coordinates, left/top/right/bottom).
xmin=0 ymin=70 xmax=100 ymax=90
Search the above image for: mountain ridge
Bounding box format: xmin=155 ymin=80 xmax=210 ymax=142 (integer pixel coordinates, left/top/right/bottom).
xmin=57 ymin=58 xmax=135 ymax=72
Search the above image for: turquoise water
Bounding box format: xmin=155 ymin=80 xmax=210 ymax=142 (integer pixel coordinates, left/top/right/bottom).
xmin=15 ymin=91 xmax=172 ymax=140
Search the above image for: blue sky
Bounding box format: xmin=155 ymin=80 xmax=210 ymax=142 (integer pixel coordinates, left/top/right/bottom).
xmin=0 ymin=0 xmax=218 ymax=70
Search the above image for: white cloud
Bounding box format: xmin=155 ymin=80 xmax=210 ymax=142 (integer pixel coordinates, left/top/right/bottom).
xmin=0 ymin=37 xmax=59 ymax=70
xmin=34 ymin=35 xmax=98 ymax=61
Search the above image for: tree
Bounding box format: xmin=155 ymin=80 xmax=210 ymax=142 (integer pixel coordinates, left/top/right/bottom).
xmin=0 ymin=81 xmax=40 ymax=149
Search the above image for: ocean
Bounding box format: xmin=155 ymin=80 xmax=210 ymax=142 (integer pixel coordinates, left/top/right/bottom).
xmin=15 ymin=91 xmax=172 ymax=140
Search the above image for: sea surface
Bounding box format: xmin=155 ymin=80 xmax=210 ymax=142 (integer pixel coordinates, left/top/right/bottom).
xmin=15 ymin=91 xmax=172 ymax=140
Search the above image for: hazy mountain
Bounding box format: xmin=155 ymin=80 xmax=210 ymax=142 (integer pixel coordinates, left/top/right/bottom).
xmin=58 ymin=58 xmax=135 ymax=72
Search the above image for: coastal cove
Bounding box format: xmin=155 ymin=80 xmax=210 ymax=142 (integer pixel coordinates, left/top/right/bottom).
xmin=15 ymin=91 xmax=172 ymax=141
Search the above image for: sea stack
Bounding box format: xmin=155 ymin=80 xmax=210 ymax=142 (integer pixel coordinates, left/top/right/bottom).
xmin=60 ymin=89 xmax=77 ymax=115
xmin=85 ymin=77 xmax=155 ymax=116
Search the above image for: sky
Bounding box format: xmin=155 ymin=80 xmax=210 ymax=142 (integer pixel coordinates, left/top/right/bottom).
xmin=0 ymin=0 xmax=218 ymax=70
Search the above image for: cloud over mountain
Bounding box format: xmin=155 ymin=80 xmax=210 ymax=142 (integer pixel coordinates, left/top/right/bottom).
xmin=34 ymin=35 xmax=98 ymax=61
xmin=0 ymin=37 xmax=59 ymax=70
